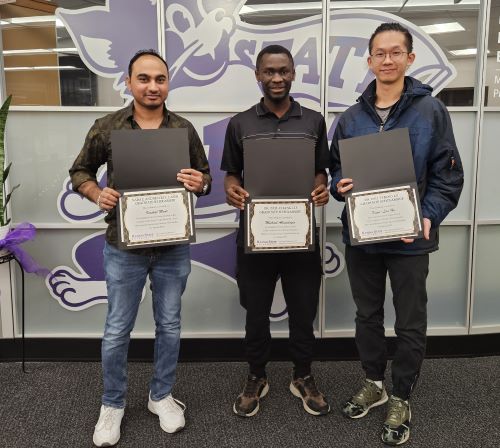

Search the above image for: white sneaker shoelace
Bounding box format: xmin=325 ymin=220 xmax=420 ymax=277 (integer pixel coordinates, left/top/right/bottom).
xmin=96 ymin=406 xmax=122 ymax=431
xmin=96 ymin=406 xmax=122 ymax=430
xmin=157 ymin=395 xmax=186 ymax=415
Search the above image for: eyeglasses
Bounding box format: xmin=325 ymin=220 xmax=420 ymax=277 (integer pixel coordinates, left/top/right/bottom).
xmin=259 ymin=69 xmax=294 ymax=79
xmin=370 ymin=50 xmax=408 ymax=62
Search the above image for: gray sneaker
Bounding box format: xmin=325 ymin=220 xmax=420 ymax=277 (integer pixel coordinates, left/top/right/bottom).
xmin=341 ymin=379 xmax=388 ymax=419
xmin=381 ymin=395 xmax=411 ymax=446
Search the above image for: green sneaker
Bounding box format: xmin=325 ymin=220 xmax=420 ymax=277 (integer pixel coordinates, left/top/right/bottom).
xmin=381 ymin=395 xmax=411 ymax=446
xmin=341 ymin=379 xmax=388 ymax=419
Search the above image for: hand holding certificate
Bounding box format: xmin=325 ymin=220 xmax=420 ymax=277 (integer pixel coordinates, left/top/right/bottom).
xmin=339 ymin=128 xmax=424 ymax=245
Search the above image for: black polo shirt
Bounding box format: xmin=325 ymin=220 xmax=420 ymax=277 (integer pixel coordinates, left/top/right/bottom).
xmin=221 ymin=97 xmax=330 ymax=245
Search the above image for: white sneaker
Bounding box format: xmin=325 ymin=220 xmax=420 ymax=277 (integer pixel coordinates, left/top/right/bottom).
xmin=148 ymin=393 xmax=186 ymax=433
xmin=92 ymin=405 xmax=124 ymax=447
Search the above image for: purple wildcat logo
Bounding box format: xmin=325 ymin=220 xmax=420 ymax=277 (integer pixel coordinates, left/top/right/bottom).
xmin=48 ymin=1 xmax=455 ymax=312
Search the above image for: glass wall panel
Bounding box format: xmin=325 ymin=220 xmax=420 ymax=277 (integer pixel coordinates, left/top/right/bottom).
xmin=0 ymin=0 xmax=159 ymax=106
xmin=327 ymin=0 xmax=483 ymax=107
xmin=477 ymin=113 xmax=500 ymax=220
xmin=166 ymin=0 xmax=323 ymax=111
xmin=485 ymin=0 xmax=500 ymax=106
xmin=426 ymin=225 xmax=469 ymax=328
xmin=17 ymin=228 xmax=251 ymax=336
xmin=472 ymin=225 xmax=500 ymax=327
xmin=444 ymin=111 xmax=475 ymax=222
xmin=323 ymin=227 xmax=354 ymax=332
xmin=7 ymin=111 xmax=109 ymax=224
xmin=324 ymin=226 xmax=469 ymax=333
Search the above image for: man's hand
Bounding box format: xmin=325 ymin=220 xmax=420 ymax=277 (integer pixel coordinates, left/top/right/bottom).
xmin=336 ymin=178 xmax=353 ymax=197
xmin=96 ymin=187 xmax=120 ymax=211
xmin=78 ymin=181 xmax=120 ymax=212
xmin=401 ymin=217 xmax=431 ymax=243
xmin=177 ymin=168 xmax=204 ymax=193
xmin=312 ymin=171 xmax=329 ymax=207
xmin=224 ymin=174 xmax=248 ymax=210
xmin=226 ymin=184 xmax=249 ymax=210
xmin=311 ymin=184 xmax=329 ymax=206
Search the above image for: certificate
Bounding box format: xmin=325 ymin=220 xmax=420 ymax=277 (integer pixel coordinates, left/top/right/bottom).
xmin=117 ymin=187 xmax=195 ymax=249
xmin=347 ymin=185 xmax=422 ymax=245
xmin=245 ymin=198 xmax=314 ymax=253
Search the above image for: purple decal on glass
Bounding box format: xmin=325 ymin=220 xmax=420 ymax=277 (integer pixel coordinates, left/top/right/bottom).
xmin=191 ymin=231 xmax=237 ymax=280
xmin=58 ymin=171 xmax=107 ymax=222
xmin=47 ymin=232 xmax=108 ymax=310
xmin=56 ymin=0 xmax=158 ymax=98
xmin=165 ymin=0 xmax=242 ymax=89
xmin=197 ymin=117 xmax=231 ymax=210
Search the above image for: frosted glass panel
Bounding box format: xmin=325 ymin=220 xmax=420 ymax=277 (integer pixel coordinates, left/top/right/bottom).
xmin=324 ymin=226 xmax=469 ymax=332
xmin=472 ymin=226 xmax=500 ymax=327
xmin=17 ymin=228 xmax=248 ymax=336
xmin=477 ymin=113 xmax=500 ymax=221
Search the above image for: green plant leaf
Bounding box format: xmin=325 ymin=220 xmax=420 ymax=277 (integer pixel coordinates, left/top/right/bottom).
xmin=4 ymin=183 xmax=20 ymax=208
xmin=2 ymin=161 xmax=11 ymax=183
xmin=0 ymin=95 xmax=13 ymax=226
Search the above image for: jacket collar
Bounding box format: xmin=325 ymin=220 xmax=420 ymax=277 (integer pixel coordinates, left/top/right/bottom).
xmin=358 ymin=76 xmax=432 ymax=124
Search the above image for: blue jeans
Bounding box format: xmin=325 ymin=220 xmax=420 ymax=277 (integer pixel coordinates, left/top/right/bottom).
xmin=101 ymin=242 xmax=191 ymax=408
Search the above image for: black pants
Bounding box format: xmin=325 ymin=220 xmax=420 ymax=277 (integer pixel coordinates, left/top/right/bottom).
xmin=345 ymin=245 xmax=429 ymax=400
xmin=236 ymin=245 xmax=322 ymax=378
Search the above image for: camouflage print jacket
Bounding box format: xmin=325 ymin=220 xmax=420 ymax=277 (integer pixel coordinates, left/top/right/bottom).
xmin=69 ymin=103 xmax=211 ymax=252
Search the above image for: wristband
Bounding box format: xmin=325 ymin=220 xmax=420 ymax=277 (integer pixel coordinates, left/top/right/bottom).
xmin=201 ymin=180 xmax=209 ymax=195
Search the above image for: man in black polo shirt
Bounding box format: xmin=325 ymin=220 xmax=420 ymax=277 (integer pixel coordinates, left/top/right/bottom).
xmin=221 ymin=45 xmax=331 ymax=417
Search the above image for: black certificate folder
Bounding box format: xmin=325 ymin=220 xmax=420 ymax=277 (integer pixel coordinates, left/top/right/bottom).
xmin=111 ymin=128 xmax=190 ymax=190
xmin=339 ymin=128 xmax=423 ymax=245
xmin=338 ymin=128 xmax=416 ymax=193
xmin=243 ymin=137 xmax=315 ymax=197
xmin=243 ymin=137 xmax=315 ymax=254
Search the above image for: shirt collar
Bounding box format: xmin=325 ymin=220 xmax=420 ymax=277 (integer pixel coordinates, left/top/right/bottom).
xmin=125 ymin=102 xmax=170 ymax=127
xmin=255 ymin=97 xmax=302 ymax=118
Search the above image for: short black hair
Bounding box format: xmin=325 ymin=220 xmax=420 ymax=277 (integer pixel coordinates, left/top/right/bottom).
xmin=128 ymin=49 xmax=169 ymax=77
xmin=368 ymin=22 xmax=413 ymax=54
xmin=255 ymin=45 xmax=294 ymax=70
